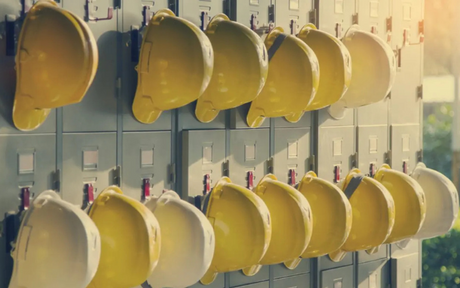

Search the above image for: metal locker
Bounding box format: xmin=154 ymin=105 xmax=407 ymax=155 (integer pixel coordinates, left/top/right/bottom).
xmin=273 ymin=260 xmax=311 ymax=279
xmin=390 ymin=124 xmax=421 ymax=173
xmin=0 ymin=135 xmax=56 ymax=218
xmin=355 ymin=0 xmax=391 ymax=39
xmin=235 ymin=281 xmax=270 ymax=288
xmin=178 ymin=0 xmax=224 ymax=29
xmin=391 ymin=254 xmax=421 ymax=288
xmin=228 ymin=129 xmax=269 ymax=188
xmin=273 ymin=128 xmax=310 ymax=185
xmin=274 ymin=273 xmax=311 ymax=288
xmin=230 ymin=104 xmax=270 ymax=129
xmin=179 ymin=104 xmax=226 ymax=130
xmin=121 ymin=0 xmax=172 ymax=132
xmin=231 ymin=0 xmax=271 ymax=29
xmin=182 ymin=130 xmax=225 ymax=199
xmin=188 ymin=273 xmax=225 ymax=288
xmin=228 ymin=266 xmax=269 ymax=287
xmin=317 ymin=126 xmax=355 ymax=183
xmin=389 ymin=0 xmax=423 ymax=125
xmin=319 ymin=253 xmax=354 ymax=271
xmin=357 ymin=259 xmax=390 ymax=288
xmin=318 ymin=108 xmax=355 ymax=128
xmin=321 ymin=265 xmax=354 ymax=288
xmin=61 ymin=0 xmax=119 ymax=132
xmin=274 ymin=113 xmax=312 ymax=128
xmin=122 ymin=131 xmax=171 ymax=201
xmin=273 ymin=0 xmax=313 ymax=35
xmin=357 ymin=126 xmax=388 ymax=177
xmin=318 ymin=0 xmax=354 ymax=38
xmin=358 ymin=246 xmax=389 ymax=264
xmin=61 ymin=133 xmax=117 ymax=206
xmin=391 ymin=239 xmax=421 ymax=259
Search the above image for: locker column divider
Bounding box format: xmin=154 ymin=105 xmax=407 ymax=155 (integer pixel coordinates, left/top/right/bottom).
xmin=116 ymin=8 xmax=123 ymax=176
xmin=56 ymin=107 xmax=63 ymax=192
xmin=269 ymin=117 xmax=275 ymax=288
xmin=311 ymin=111 xmax=319 ymax=288
xmin=172 ymin=108 xmax=179 ymax=194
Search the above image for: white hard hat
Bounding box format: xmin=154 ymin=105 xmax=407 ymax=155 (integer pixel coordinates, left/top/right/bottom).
xmin=145 ymin=191 xmax=215 ymax=288
xmin=8 ymin=190 xmax=101 ymax=288
xmin=410 ymin=163 xmax=459 ymax=239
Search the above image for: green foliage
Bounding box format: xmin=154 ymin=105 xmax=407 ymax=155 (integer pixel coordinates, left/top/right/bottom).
xmin=422 ymin=103 xmax=460 ymax=287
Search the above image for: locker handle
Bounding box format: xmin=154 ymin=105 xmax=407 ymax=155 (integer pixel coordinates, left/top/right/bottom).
xmin=143 ymin=178 xmax=151 ymax=200
xmin=204 ymin=174 xmax=211 ymax=195
xmin=21 ymin=187 xmax=30 ymax=211
xmin=247 ymin=171 xmax=254 ymax=190
xmin=85 ymin=183 xmax=95 ymax=205
xmin=289 ymin=169 xmax=296 ymax=186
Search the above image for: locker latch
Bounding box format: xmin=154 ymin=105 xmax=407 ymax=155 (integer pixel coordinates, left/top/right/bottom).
xmin=21 ymin=187 xmax=31 ymax=211
xmin=402 ymin=161 xmax=409 ymax=174
xmin=86 ymin=0 xmax=115 ymax=22
xmin=250 ymin=14 xmax=258 ymax=31
xmin=143 ymin=178 xmax=151 ymax=201
xmin=143 ymin=5 xmax=154 ymax=27
xmin=290 ymin=19 xmax=297 ymax=35
xmin=85 ymin=183 xmax=95 ymax=205
xmin=369 ymin=163 xmax=376 ymax=177
xmin=200 ymin=11 xmax=210 ymax=31
xmin=247 ymin=171 xmax=254 ymax=190
xmin=289 ymin=169 xmax=297 ymax=186
xmin=371 ymin=26 xmax=378 ymax=35
xmin=204 ymin=174 xmax=211 ymax=195
xmin=334 ymin=165 xmax=341 ymax=183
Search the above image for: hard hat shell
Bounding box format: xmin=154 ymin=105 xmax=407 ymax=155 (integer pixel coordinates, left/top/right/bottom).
xmin=200 ymin=177 xmax=272 ymax=285
xmin=195 ymin=14 xmax=268 ymax=123
xmin=87 ymin=186 xmax=161 ymax=288
xmin=372 ymin=164 xmax=426 ymax=245
xmin=133 ymin=9 xmax=214 ymax=124
xmin=328 ymin=25 xmax=395 ymax=119
xmin=13 ymin=0 xmax=98 ymax=131
xmin=329 ymin=169 xmax=395 ymax=262
xmin=246 ymin=27 xmax=320 ymax=128
xmin=295 ymin=24 xmax=352 ymax=112
xmin=8 ymin=190 xmax=101 ymax=288
xmin=144 ymin=191 xmax=215 ymax=288
xmin=410 ymin=163 xmax=459 ymax=240
xmin=243 ymin=174 xmax=313 ymax=275
xmin=289 ymin=171 xmax=352 ymax=260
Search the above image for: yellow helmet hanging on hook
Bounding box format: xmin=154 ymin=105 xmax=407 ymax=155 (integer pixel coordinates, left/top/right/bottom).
xmin=295 ymin=24 xmax=352 ymax=112
xmin=133 ymin=8 xmax=214 ymax=124
xmin=200 ymin=177 xmax=272 ymax=285
xmin=329 ymin=169 xmax=395 ymax=262
xmin=195 ymin=14 xmax=268 ymax=123
xmin=246 ymin=27 xmax=320 ymax=128
xmin=87 ymin=186 xmax=161 ymax=288
xmin=13 ymin=0 xmax=98 ymax=131
xmin=243 ymin=174 xmax=313 ymax=275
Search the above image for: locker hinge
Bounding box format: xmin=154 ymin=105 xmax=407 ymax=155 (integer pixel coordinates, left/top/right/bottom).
xmin=385 ymin=150 xmax=392 ymax=165
xmin=352 ymin=13 xmax=359 ymax=25
xmin=168 ymin=163 xmax=176 ymax=184
xmin=351 ymin=153 xmax=358 ymax=168
xmin=417 ymin=149 xmax=423 ymax=163
xmin=309 ymin=9 xmax=317 ymax=26
xmin=222 ymin=160 xmax=230 ymax=177
xmin=113 ymin=166 xmax=121 ymax=187
xmin=417 ymin=85 xmax=423 ymax=99
xmin=308 ymin=155 xmax=316 ymax=172
xmin=268 ymin=5 xmax=275 ymax=24
xmin=53 ymin=169 xmax=61 ymax=192
xmin=267 ymin=157 xmax=274 ymax=174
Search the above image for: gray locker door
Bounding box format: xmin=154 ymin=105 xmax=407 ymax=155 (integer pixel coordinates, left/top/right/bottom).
xmin=317 ymin=126 xmax=355 ymax=183
xmin=274 ymin=273 xmax=311 ymax=288
xmin=321 ymin=265 xmax=354 ymax=288
xmin=273 ymin=0 xmax=313 ymax=35
xmin=182 ymin=130 xmax=226 ymax=199
xmin=229 ymin=266 xmax=269 ymax=287
xmin=121 ymin=0 xmax=172 ymax=132
xmin=62 ymin=1 xmax=119 ymax=132
xmin=228 ymin=129 xmax=269 ymax=188
xmin=319 ymin=253 xmax=354 ymax=271
xmin=358 ymin=259 xmax=390 ymax=288
xmin=233 ymin=0 xmax=271 ymax=28
xmin=274 ymin=128 xmax=310 ymax=185
xmin=356 ymin=0 xmax=391 ymax=39
xmin=391 ymin=254 xmax=421 ymax=288
xmin=62 ymin=133 xmax=117 ymax=206
xmin=122 ymin=131 xmax=171 ymax=200
xmin=357 ymin=126 xmax=388 ymax=176
xmin=318 ymin=0 xmax=354 ymax=38
xmin=390 ymin=124 xmax=420 ymax=173
xmin=273 ymin=260 xmax=311 ymax=279
xmin=358 ymin=245 xmax=389 ymax=264
xmin=179 ymin=0 xmax=224 ymax=29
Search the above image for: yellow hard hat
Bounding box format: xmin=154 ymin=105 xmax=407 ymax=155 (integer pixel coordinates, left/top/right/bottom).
xmin=195 ymin=14 xmax=268 ymax=123
xmin=286 ymin=171 xmax=352 ymax=261
xmin=200 ymin=177 xmax=272 ymax=285
xmin=13 ymin=0 xmax=98 ymax=131
xmin=296 ymin=24 xmax=351 ymax=112
xmin=133 ymin=9 xmax=214 ymax=124
xmin=87 ymin=186 xmax=161 ymax=288
xmin=373 ymin=164 xmax=427 ymax=244
xmin=246 ymin=27 xmax=320 ymax=128
xmin=329 ymin=169 xmax=395 ymax=262
xmin=328 ymin=25 xmax=396 ymax=119
xmin=243 ymin=174 xmax=313 ymax=276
